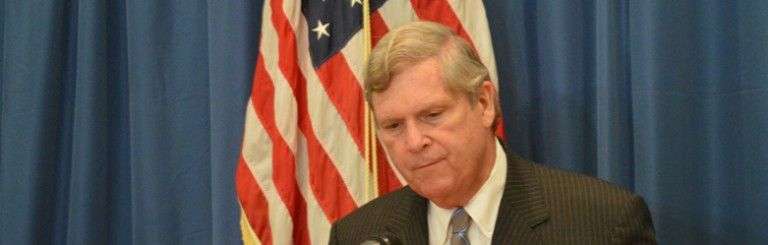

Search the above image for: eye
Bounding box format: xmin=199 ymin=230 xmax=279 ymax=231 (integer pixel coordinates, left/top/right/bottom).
xmin=424 ymin=111 xmax=442 ymax=121
xmin=382 ymin=122 xmax=401 ymax=131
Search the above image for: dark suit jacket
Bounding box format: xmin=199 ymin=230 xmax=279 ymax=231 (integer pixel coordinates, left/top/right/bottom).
xmin=329 ymin=153 xmax=656 ymax=244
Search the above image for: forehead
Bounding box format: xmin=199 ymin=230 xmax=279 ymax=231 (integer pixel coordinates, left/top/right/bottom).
xmin=370 ymin=59 xmax=456 ymax=118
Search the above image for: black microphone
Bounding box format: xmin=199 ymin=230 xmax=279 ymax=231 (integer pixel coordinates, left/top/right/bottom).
xmin=359 ymin=234 xmax=401 ymax=245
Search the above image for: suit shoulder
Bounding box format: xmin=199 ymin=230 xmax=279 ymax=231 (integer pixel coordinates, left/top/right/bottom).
xmin=527 ymin=162 xmax=656 ymax=243
xmin=530 ymin=162 xmax=638 ymax=204
xmin=334 ymin=186 xmax=409 ymax=226
xmin=330 ymin=187 xmax=414 ymax=243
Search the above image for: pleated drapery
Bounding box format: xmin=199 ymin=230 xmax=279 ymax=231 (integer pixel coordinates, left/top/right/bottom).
xmin=2 ymin=1 xmax=767 ymax=244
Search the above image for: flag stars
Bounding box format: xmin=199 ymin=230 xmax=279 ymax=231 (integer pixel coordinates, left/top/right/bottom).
xmin=312 ymin=20 xmax=331 ymax=40
xmin=350 ymin=0 xmax=362 ymax=7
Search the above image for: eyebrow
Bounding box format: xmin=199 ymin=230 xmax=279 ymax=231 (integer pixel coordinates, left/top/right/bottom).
xmin=376 ymin=101 xmax=450 ymax=124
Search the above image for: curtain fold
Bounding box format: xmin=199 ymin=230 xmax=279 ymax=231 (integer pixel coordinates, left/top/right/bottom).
xmin=486 ymin=1 xmax=768 ymax=244
xmin=1 ymin=0 xmax=262 ymax=244
xmin=2 ymin=0 xmax=767 ymax=244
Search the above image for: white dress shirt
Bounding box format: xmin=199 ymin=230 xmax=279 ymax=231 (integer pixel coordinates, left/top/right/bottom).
xmin=428 ymin=141 xmax=507 ymax=245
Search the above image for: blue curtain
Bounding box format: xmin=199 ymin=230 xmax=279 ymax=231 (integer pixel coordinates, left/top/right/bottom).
xmin=486 ymin=1 xmax=768 ymax=244
xmin=1 ymin=1 xmax=263 ymax=244
xmin=1 ymin=1 xmax=766 ymax=244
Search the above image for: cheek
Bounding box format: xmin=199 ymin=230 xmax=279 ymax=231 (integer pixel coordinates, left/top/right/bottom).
xmin=378 ymin=138 xmax=409 ymax=169
xmin=377 ymin=135 xmax=399 ymax=153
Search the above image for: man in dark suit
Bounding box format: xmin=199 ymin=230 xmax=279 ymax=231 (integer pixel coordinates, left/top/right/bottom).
xmin=329 ymin=21 xmax=656 ymax=244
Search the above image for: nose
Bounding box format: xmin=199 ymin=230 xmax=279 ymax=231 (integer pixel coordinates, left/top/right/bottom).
xmin=404 ymin=123 xmax=430 ymax=152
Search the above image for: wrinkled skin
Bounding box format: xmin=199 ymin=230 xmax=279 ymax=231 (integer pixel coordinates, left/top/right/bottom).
xmin=371 ymin=58 xmax=497 ymax=208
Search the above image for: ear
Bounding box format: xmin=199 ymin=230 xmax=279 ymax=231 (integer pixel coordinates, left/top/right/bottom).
xmin=477 ymin=80 xmax=497 ymax=128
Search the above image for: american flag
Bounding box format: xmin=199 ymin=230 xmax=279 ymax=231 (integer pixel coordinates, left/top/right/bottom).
xmin=236 ymin=0 xmax=500 ymax=244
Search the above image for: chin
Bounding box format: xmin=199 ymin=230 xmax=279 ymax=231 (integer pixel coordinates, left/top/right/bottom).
xmin=411 ymin=179 xmax=455 ymax=202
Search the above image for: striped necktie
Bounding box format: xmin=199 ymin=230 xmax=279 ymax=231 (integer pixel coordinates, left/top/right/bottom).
xmin=449 ymin=208 xmax=471 ymax=245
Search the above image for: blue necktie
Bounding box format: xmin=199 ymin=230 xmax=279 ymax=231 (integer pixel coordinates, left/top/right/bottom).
xmin=450 ymin=208 xmax=471 ymax=245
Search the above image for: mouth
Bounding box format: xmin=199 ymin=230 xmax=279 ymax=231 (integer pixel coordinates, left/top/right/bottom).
xmin=414 ymin=157 xmax=444 ymax=170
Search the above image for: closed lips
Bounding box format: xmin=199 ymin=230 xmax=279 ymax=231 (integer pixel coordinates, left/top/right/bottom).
xmin=415 ymin=157 xmax=444 ymax=170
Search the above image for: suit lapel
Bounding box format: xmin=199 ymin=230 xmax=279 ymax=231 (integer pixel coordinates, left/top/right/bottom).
xmin=492 ymin=153 xmax=550 ymax=244
xmin=385 ymin=187 xmax=430 ymax=244
xmin=381 ymin=151 xmax=549 ymax=244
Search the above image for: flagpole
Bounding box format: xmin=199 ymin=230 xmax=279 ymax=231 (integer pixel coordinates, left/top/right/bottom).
xmin=362 ymin=0 xmax=377 ymax=202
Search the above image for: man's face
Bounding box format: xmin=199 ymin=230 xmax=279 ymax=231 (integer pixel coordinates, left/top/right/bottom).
xmin=371 ymin=58 xmax=497 ymax=208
